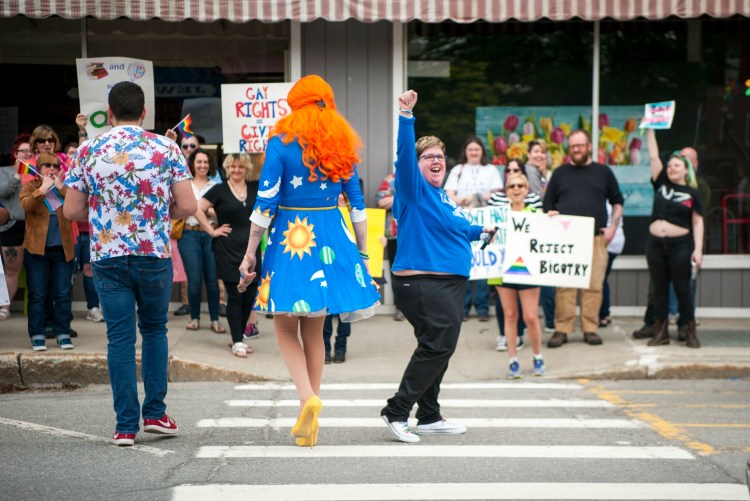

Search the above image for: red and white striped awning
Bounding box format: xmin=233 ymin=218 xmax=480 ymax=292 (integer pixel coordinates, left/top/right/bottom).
xmin=2 ymin=0 xmax=748 ymax=23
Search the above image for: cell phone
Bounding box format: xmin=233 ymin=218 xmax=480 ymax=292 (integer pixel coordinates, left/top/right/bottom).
xmin=480 ymin=226 xmax=500 ymax=251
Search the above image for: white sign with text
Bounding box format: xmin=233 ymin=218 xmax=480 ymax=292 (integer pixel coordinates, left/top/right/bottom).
xmin=502 ymin=212 xmax=594 ymax=288
xmin=76 ymin=57 xmax=155 ymax=136
xmin=221 ymin=83 xmax=293 ymax=153
xmin=467 ymin=206 xmax=508 ymax=280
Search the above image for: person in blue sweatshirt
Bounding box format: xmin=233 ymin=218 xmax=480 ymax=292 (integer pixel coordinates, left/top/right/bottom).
xmin=380 ymin=90 xmax=494 ymax=444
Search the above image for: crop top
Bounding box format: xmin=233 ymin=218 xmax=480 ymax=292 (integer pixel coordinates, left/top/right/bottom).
xmin=650 ymin=169 xmax=703 ymax=230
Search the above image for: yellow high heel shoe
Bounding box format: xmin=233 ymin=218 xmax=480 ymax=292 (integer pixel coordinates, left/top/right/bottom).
xmin=290 ymin=395 xmax=322 ymax=439
xmin=295 ymin=420 xmax=319 ymax=448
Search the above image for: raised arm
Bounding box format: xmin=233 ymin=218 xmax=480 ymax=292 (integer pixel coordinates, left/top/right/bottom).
xmin=646 ymin=128 xmax=663 ymax=181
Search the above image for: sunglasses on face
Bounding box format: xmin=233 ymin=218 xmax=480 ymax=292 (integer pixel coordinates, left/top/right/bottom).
xmin=39 ymin=162 xmax=60 ymax=168
xmin=181 ymin=144 xmax=198 ymax=150
xmin=507 ymin=183 xmax=527 ymax=190
xmin=507 ymin=168 xmax=521 ymax=173
xmin=38 ymin=138 xmax=55 ymax=144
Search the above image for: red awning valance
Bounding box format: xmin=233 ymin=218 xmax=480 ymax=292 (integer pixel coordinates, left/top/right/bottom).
xmin=2 ymin=0 xmax=748 ymax=23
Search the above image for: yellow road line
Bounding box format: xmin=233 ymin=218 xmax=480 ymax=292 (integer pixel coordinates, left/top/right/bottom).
xmin=674 ymin=423 xmax=750 ymax=429
xmin=588 ymin=385 xmax=718 ymax=456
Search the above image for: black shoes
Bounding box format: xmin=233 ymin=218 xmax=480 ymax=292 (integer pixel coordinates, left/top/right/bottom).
xmin=324 ymin=353 xmax=331 ymax=364
xmin=174 ymin=304 xmax=190 ymax=316
xmin=633 ymin=325 xmax=656 ymax=339
xmin=333 ymin=353 xmax=346 ymax=363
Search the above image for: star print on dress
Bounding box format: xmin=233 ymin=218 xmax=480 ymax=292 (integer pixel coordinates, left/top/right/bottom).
xmin=320 ymin=182 xmax=327 ymax=190
xmin=290 ymin=176 xmax=303 ymax=188
xmin=258 ymin=177 xmax=281 ymax=198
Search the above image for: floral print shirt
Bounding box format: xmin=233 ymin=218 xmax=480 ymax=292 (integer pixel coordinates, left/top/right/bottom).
xmin=64 ymin=126 xmax=190 ymax=262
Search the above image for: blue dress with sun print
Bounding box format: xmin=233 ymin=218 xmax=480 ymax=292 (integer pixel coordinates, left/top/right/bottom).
xmin=249 ymin=136 xmax=381 ymax=322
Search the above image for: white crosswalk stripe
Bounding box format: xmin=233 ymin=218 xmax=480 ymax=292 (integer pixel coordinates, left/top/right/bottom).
xmin=174 ymin=381 xmax=746 ymax=500
xmin=172 ymin=482 xmax=749 ymax=500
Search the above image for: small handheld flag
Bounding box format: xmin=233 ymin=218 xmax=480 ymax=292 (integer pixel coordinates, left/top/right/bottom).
xmin=173 ymin=114 xmax=193 ymax=138
xmin=17 ymin=160 xmax=39 ymax=177
xmin=43 ymin=187 xmax=64 ymax=213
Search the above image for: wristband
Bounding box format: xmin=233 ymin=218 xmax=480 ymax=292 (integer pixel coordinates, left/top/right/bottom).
xmin=398 ymin=108 xmax=413 ymax=115
xmin=78 ymin=131 xmax=88 ymax=138
xmin=359 ymin=251 xmax=369 ymax=260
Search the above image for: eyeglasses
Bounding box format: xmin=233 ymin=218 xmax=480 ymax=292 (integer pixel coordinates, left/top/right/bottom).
xmin=181 ymin=143 xmax=198 ymax=150
xmin=418 ymin=153 xmax=447 ymax=162
xmin=38 ymin=138 xmax=55 ymax=144
xmin=17 ymin=148 xmax=31 ymax=154
xmin=506 ymin=183 xmax=527 ymax=189
xmin=39 ymin=162 xmax=60 ymax=168
xmin=569 ymin=143 xmax=588 ymax=150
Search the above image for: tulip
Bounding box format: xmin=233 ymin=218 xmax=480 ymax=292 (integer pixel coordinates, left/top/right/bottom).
xmin=492 ymin=155 xmax=504 ymax=165
xmin=523 ymin=121 xmax=536 ymax=137
xmin=493 ymin=136 xmax=508 ymax=154
xmin=504 ymin=115 xmax=519 ymax=132
xmin=629 ymin=148 xmax=641 ymax=165
xmin=563 ymin=155 xmax=572 ymax=164
xmin=539 ymin=117 xmax=553 ymax=134
xmin=610 ymin=145 xmax=625 ymax=165
xmin=599 ymin=113 xmax=610 ymax=129
xmin=550 ymin=127 xmax=566 ymax=144
xmin=508 ymin=132 xmax=520 ymax=145
xmin=597 ymin=148 xmax=608 ymax=164
xmin=624 ymin=117 xmax=637 ymax=133
xmin=629 ymin=137 xmax=642 ymax=150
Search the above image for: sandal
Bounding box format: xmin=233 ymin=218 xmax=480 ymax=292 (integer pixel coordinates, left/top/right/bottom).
xmin=231 ymin=341 xmax=249 ymax=358
xmin=0 ymin=308 xmax=10 ymax=321
xmin=598 ymin=317 xmax=611 ymax=327
xmin=211 ymin=321 xmax=226 ymax=334
xmin=228 ymin=341 xmax=253 ymax=354
xmin=186 ymin=319 xmax=200 ymax=330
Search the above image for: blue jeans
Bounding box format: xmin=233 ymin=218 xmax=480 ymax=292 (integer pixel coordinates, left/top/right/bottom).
xmin=74 ymin=232 xmax=100 ymax=310
xmin=599 ymin=252 xmax=618 ymax=320
xmin=25 ymin=247 xmax=73 ymax=340
xmin=323 ymin=314 xmax=351 ymax=354
xmin=464 ymin=280 xmax=489 ymax=316
xmin=177 ymin=230 xmax=220 ymax=321
xmin=93 ymin=256 xmax=173 ymax=434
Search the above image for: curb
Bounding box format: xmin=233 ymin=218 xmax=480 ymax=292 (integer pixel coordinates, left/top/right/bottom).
xmin=566 ymin=364 xmax=750 ymax=380
xmin=0 ymin=352 xmax=273 ymax=390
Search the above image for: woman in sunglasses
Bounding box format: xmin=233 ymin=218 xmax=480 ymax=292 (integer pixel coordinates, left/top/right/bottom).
xmin=30 ymin=125 xmax=69 ymax=170
xmin=19 ymin=153 xmax=76 ymax=351
xmin=0 ymin=134 xmax=33 ymax=320
xmin=643 ymin=128 xmax=704 ymax=348
xmin=490 ymin=172 xmax=547 ymax=379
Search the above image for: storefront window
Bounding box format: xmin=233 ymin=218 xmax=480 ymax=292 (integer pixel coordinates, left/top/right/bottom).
xmin=407 ymin=18 xmax=750 ymax=255
xmin=0 ymin=16 xmax=289 ymax=161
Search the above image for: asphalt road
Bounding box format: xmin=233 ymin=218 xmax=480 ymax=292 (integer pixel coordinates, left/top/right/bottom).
xmin=1 ymin=379 xmax=748 ymax=500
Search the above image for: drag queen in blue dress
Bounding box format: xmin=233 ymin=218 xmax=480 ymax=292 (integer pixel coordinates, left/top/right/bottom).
xmin=240 ymin=75 xmax=380 ymax=447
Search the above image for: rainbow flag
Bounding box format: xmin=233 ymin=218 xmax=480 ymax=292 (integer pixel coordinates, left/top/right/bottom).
xmin=175 ymin=114 xmax=193 ymax=138
xmin=17 ymin=160 xmax=39 ymax=176
xmin=43 ymin=187 xmax=64 ymax=213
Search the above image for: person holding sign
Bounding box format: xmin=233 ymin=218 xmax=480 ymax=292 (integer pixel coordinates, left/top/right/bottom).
xmin=491 ymin=172 xmax=547 ymax=378
xmin=542 ymin=129 xmax=623 ymax=348
xmin=643 ymin=128 xmax=703 ymax=348
xmin=239 ymin=75 xmax=380 ymax=448
xmin=379 ymin=90 xmax=493 ymax=444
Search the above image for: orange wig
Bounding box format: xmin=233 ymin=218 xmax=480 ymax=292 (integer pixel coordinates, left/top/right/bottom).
xmin=270 ymin=75 xmax=362 ymax=183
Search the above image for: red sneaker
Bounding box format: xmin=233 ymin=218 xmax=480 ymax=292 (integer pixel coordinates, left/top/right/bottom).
xmin=143 ymin=414 xmax=179 ymax=435
xmin=113 ymin=432 xmax=136 ymax=446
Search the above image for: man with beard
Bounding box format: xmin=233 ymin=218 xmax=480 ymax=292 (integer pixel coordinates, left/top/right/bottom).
xmin=542 ymin=129 xmax=624 ymax=348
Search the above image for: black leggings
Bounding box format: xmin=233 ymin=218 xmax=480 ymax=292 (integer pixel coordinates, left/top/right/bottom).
xmin=225 ymin=281 xmax=257 ymax=343
xmin=645 ymin=234 xmax=694 ymax=323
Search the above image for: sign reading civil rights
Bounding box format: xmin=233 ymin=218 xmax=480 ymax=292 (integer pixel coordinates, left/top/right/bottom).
xmin=502 ymin=212 xmax=594 ymax=288
xmin=76 ymin=57 xmax=155 ymax=136
xmin=466 ymin=206 xmax=508 ymax=280
xmin=221 ymin=83 xmax=293 ymax=153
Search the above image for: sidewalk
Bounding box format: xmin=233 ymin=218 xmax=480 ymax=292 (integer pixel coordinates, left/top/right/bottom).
xmin=1 ymin=309 xmax=749 ymax=388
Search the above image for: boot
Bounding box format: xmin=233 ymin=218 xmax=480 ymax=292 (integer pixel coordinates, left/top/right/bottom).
xmin=684 ymin=320 xmax=700 ymax=348
xmin=647 ymin=319 xmax=670 ymax=346
xmin=632 ymin=324 xmax=656 ymax=339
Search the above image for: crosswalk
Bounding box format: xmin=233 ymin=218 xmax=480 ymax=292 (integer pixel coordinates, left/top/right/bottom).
xmin=173 ymin=381 xmax=748 ymax=500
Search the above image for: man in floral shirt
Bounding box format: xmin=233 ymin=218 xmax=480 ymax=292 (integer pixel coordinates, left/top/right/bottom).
xmin=64 ymin=82 xmax=196 ymax=446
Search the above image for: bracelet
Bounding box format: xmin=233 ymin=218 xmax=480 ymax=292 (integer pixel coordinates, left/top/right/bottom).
xmin=359 ymin=251 xmax=369 ymax=260
xmin=398 ymin=108 xmax=413 ymax=115
xmin=78 ymin=131 xmax=88 ymax=138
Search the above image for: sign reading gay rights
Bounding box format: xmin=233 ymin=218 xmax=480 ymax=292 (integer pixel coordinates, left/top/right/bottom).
xmin=221 ymin=83 xmax=293 ymax=153
xmin=502 ymin=213 xmax=594 ymax=288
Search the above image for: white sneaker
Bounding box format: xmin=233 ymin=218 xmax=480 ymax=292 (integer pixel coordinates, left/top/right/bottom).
xmin=495 ymin=335 xmax=507 ymax=351
xmin=87 ymin=307 xmax=104 ymax=322
xmin=516 ymin=336 xmax=525 ymax=351
xmin=381 ymin=415 xmax=420 ymax=443
xmin=544 ymin=326 xmax=555 ymax=334
xmin=417 ymin=418 xmax=467 ymax=435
